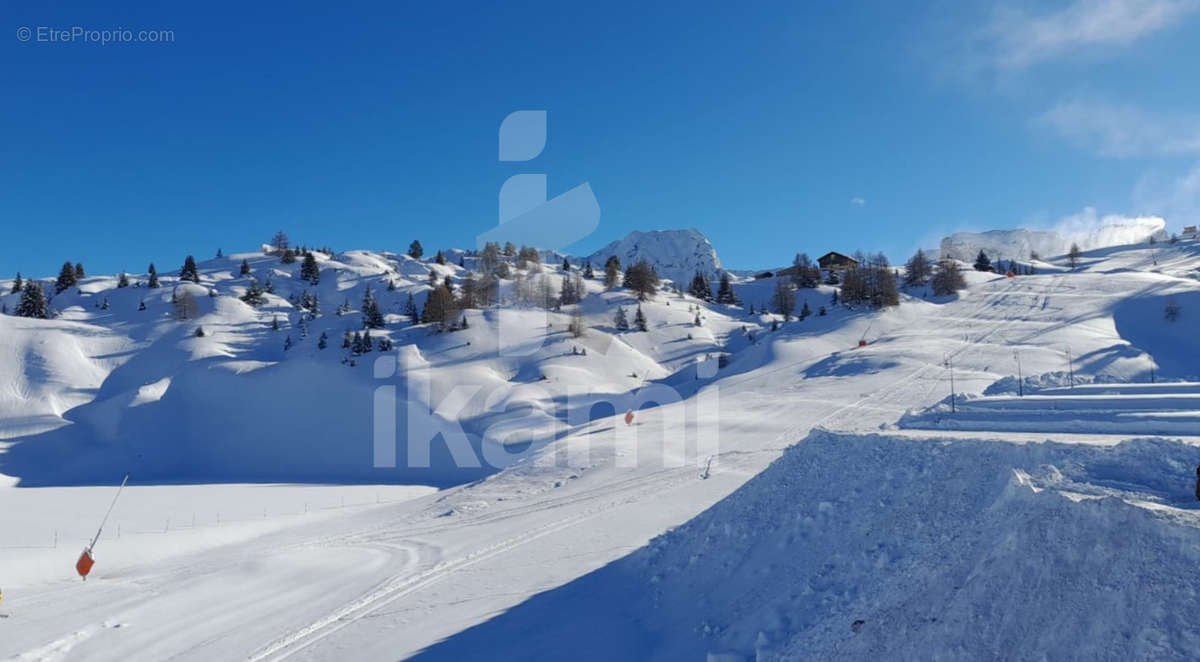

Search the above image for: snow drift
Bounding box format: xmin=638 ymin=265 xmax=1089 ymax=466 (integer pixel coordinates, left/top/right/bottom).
xmin=417 ymin=430 xmax=1200 ymax=661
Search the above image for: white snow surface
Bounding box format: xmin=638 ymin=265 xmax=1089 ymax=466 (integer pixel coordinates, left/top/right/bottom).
xmin=940 ymin=215 xmax=1167 ymax=261
xmin=1 ymin=233 xmax=1199 ymax=660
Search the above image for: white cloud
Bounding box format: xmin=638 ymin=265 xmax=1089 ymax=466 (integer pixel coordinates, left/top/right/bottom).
xmin=850 ymin=197 xmax=866 ymax=207
xmin=970 ymin=0 xmax=1199 ymax=71
xmin=1035 ymin=100 xmax=1200 ymax=157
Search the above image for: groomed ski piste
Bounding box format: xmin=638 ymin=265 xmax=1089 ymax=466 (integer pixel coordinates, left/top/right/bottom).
xmin=1 ymin=232 xmax=1199 ymax=660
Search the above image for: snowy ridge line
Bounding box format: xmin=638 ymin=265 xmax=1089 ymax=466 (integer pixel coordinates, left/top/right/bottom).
xmin=246 ymin=464 xmax=701 ymax=662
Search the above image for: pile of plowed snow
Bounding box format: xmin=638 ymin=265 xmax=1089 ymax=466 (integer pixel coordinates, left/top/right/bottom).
xmin=418 ymin=430 xmax=1200 ymax=661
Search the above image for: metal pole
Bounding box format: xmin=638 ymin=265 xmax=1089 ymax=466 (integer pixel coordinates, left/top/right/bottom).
xmin=88 ymin=473 xmax=129 ymax=552
xmin=1015 ymin=350 xmax=1023 ymax=397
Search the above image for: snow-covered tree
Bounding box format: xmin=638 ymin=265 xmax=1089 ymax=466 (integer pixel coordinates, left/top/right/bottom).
xmin=16 ymin=281 xmax=48 ymax=318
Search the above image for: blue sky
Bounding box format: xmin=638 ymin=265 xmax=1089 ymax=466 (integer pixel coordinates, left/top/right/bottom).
xmin=5 ymin=0 xmax=1200 ymax=277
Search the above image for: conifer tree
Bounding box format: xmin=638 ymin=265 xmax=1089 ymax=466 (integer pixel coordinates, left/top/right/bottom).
xmin=55 ymin=261 xmax=77 ymax=293
xmin=624 ymin=261 xmax=659 ymax=301
xmin=435 ymin=250 xmax=446 ymax=265
xmin=792 ymin=253 xmax=819 ymax=288
xmin=318 ymin=331 xmax=328 ymax=349
xmin=800 ymin=300 xmax=811 ymax=320
xmin=16 ymin=281 xmax=48 ymax=318
xmin=408 ymin=240 xmax=424 ymax=259
xmin=147 ymin=263 xmax=160 ymax=288
xmin=180 ymin=255 xmax=200 ymax=283
xmin=773 ymin=279 xmax=796 ymax=320
xmin=404 ymin=293 xmax=418 ymax=324
xmin=117 ymin=272 xmax=129 ymax=288
xmin=561 ymin=257 xmax=571 ymax=272
xmin=281 ymin=248 xmax=297 ymax=264
xmin=271 ymin=230 xmax=290 ymax=254
xmin=343 ymin=330 xmax=352 ymax=349
xmin=195 ymin=326 xmax=206 ymax=337
xmin=300 ymin=252 xmax=320 ymax=283
xmin=11 ymin=273 xmax=22 ymax=294
xmin=973 ymin=250 xmax=992 ymax=273
xmin=716 ymin=273 xmax=739 ymax=305
xmin=138 ymin=300 xmax=146 ymax=311
xmin=904 ymin=249 xmax=932 ymax=287
xmin=614 ymin=306 xmax=629 ymax=331
xmin=241 ymin=279 xmax=266 ymax=306
xmin=1068 ymin=243 xmax=1082 ymax=269
xmin=688 ymin=271 xmax=713 ymax=301
xmin=240 ymin=259 xmax=251 ymax=276
xmin=361 ymin=288 xmax=385 ymax=329
xmin=604 ymin=256 xmax=621 ymax=289
xmin=634 ymin=304 xmax=648 ymax=331
xmin=932 ymin=258 xmax=966 ymax=296
xmin=283 ymin=335 xmax=293 ymax=351
xmin=361 ymin=330 xmax=373 ymax=353
xmin=503 ymin=241 xmax=517 ymax=257
xmin=583 ymin=262 xmax=594 ymax=279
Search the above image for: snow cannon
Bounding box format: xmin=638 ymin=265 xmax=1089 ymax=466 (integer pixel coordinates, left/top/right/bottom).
xmin=1006 ymin=270 xmax=1015 ymax=278
xmin=624 ymin=410 xmax=635 ymax=426
xmin=858 ymin=339 xmax=868 ymax=347
xmin=76 ymin=548 xmax=95 ymax=579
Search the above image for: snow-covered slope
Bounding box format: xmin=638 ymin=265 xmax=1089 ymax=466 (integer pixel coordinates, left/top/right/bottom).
xmin=585 ymin=228 xmax=723 ymax=285
xmin=940 ymin=215 xmax=1167 ymax=261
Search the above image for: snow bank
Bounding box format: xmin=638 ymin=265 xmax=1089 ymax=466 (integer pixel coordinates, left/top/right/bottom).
xmin=417 ymin=431 xmax=1200 ymax=661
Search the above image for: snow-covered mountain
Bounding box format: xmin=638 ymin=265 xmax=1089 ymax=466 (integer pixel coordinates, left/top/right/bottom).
xmin=940 ymin=215 xmax=1167 ymax=261
xmin=585 ymin=228 xmax=722 ymax=285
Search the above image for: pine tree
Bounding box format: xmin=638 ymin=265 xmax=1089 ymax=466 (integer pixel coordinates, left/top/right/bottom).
xmin=343 ymin=330 xmax=352 ymax=349
xmin=117 ymin=272 xmax=129 ymax=288
xmin=283 ymin=335 xmax=293 ymax=351
xmin=16 ymin=281 xmax=48 ymax=318
xmin=240 ymin=259 xmax=251 ymax=276
xmin=614 ymin=306 xmax=629 ymax=331
xmin=361 ymin=288 xmax=385 ymax=329
xmin=216 ymin=248 xmax=223 ymax=258
xmin=147 ymin=263 xmax=160 ymax=288
xmin=568 ymin=307 xmax=585 ymax=338
xmin=272 ymin=316 xmax=281 ymax=331
xmin=503 ymin=241 xmax=516 ymax=257
xmin=361 ymin=330 xmax=373 ymax=353
xmin=634 ymin=304 xmax=648 ymax=332
xmin=73 ymin=263 xmax=85 ymax=279
xmin=480 ymin=242 xmax=502 ymax=275
xmin=688 ymin=271 xmax=713 ymax=301
xmin=973 ymin=250 xmax=992 ymax=273
xmin=799 ymin=300 xmax=811 ymax=320
xmin=1068 ymin=243 xmax=1082 ymax=269
xmin=435 ymin=250 xmax=446 ymax=265
xmin=300 ymin=252 xmax=320 ymax=283
xmin=694 ymin=311 xmax=702 ymax=327
xmin=604 ymin=256 xmax=621 ymax=289
xmin=716 ymin=273 xmax=739 ymax=305
xmin=11 ymin=273 xmax=22 ymax=294
xmin=55 ymin=261 xmax=77 ymax=293
xmin=624 ymin=261 xmax=659 ymax=301
xmin=461 ymin=314 xmax=469 ymax=329
xmin=404 ymin=293 xmax=418 ymax=324
xmin=264 ymin=278 xmax=274 ymax=294
xmin=904 ymin=249 xmax=932 ymax=287
xmin=241 ymin=280 xmax=265 ymax=306
xmin=318 ymin=331 xmax=328 ymax=349
xmin=180 ymin=255 xmax=200 ymax=283
xmin=561 ymin=257 xmax=571 ymax=272
xmin=194 ymin=326 xmax=206 ymax=337
xmin=932 ymin=258 xmax=966 ymax=296
xmin=138 ymin=300 xmax=146 ymax=311
xmin=408 ymin=240 xmax=424 ymax=259
xmin=583 ymin=263 xmax=594 ymax=279
xmin=100 ymin=296 xmax=110 ymax=310
xmin=280 ymin=248 xmax=297 ymax=264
